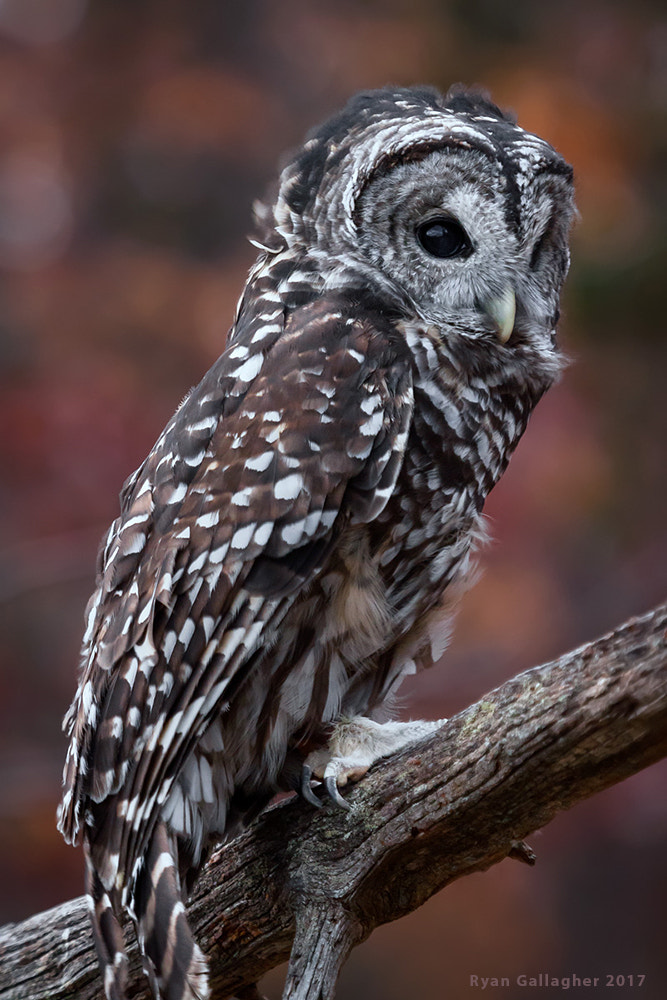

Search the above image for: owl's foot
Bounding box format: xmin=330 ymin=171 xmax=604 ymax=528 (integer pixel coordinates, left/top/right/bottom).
xmin=298 ymin=763 xmax=350 ymax=810
xmin=301 ymin=716 xmax=446 ymax=810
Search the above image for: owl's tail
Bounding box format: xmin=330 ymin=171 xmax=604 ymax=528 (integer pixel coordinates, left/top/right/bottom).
xmin=84 ymin=850 xmax=129 ymax=1000
xmin=85 ymin=823 xmax=209 ymax=1000
xmin=133 ymin=820 xmax=210 ymax=1000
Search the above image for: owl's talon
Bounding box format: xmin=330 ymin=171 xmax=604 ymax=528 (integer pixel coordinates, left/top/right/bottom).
xmin=300 ymin=765 xmax=324 ymax=809
xmin=323 ymin=775 xmax=352 ymax=810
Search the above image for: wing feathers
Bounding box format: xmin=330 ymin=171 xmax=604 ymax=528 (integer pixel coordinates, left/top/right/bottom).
xmin=62 ymin=297 xmax=414 ymax=889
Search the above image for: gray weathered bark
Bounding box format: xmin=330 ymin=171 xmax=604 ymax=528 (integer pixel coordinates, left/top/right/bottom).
xmin=1 ymin=602 xmax=665 ymax=1000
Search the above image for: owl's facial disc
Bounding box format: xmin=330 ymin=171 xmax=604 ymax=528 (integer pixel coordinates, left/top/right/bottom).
xmin=353 ymin=142 xmax=571 ymax=351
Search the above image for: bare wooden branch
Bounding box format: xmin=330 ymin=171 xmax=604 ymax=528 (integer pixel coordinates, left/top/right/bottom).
xmin=1 ymin=602 xmax=665 ymax=1000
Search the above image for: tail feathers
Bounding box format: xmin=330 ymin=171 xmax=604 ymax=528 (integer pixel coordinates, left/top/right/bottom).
xmin=84 ymin=851 xmax=129 ymax=1000
xmin=135 ymin=821 xmax=210 ymax=1000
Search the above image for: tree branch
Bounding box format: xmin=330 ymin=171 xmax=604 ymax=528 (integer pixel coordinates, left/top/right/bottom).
xmin=1 ymin=602 xmax=666 ymax=1000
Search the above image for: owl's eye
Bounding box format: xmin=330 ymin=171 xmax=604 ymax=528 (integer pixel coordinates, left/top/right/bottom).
xmin=416 ymin=217 xmax=472 ymax=259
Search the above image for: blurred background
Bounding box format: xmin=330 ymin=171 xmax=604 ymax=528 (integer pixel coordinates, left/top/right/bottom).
xmin=0 ymin=0 xmax=665 ymax=997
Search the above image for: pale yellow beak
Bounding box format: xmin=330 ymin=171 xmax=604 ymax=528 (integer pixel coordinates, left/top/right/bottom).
xmin=484 ymin=287 xmax=516 ymax=344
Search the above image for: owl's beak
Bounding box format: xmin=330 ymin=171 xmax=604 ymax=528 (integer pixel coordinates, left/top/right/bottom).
xmin=484 ymin=287 xmax=516 ymax=344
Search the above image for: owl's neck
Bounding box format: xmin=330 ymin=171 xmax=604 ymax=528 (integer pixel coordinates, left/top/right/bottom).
xmin=401 ymin=319 xmax=552 ymax=502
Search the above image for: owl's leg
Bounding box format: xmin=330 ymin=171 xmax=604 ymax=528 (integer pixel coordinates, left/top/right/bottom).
xmin=303 ymin=716 xmax=446 ymax=809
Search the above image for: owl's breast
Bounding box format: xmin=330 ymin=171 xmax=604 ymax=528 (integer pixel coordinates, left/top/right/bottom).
xmin=371 ymin=413 xmax=482 ymax=608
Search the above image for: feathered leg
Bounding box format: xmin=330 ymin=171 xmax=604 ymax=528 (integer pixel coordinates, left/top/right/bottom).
xmin=303 ymin=715 xmax=446 ymax=806
xmin=134 ymin=820 xmax=210 ymax=1000
xmin=84 ymin=848 xmax=129 ymax=1000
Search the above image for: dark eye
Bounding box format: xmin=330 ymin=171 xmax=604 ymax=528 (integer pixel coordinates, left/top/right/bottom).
xmin=416 ymin=217 xmax=472 ymax=259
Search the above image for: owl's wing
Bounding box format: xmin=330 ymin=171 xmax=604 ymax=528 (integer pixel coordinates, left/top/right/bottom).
xmin=58 ymin=296 xmax=413 ymax=885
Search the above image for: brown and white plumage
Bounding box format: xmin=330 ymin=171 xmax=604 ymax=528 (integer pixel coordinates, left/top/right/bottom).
xmin=58 ymin=85 xmax=574 ymax=1000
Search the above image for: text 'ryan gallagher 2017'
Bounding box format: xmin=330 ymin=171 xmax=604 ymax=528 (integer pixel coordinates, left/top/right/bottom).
xmin=470 ymin=974 xmax=647 ymax=989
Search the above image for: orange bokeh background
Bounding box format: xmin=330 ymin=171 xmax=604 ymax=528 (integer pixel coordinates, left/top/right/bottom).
xmin=0 ymin=2 xmax=665 ymax=997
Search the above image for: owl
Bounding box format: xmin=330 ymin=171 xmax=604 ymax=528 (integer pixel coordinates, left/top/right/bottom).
xmin=58 ymin=85 xmax=574 ymax=1000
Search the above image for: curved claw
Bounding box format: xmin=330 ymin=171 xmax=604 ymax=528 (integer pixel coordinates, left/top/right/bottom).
xmin=300 ymin=765 xmax=323 ymax=809
xmin=323 ymin=775 xmax=352 ymax=811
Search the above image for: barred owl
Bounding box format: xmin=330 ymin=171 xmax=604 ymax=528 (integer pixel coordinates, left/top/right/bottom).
xmin=58 ymin=86 xmax=574 ymax=1000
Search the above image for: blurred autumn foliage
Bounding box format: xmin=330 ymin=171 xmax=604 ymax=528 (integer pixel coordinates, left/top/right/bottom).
xmin=0 ymin=2 xmax=665 ymax=997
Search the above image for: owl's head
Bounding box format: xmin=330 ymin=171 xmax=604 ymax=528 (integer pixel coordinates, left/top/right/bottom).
xmin=256 ymin=86 xmax=575 ymax=363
